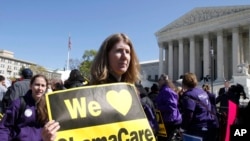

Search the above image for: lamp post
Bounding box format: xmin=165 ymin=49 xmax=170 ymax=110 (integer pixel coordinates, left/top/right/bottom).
xmin=210 ymin=46 xmax=214 ymax=93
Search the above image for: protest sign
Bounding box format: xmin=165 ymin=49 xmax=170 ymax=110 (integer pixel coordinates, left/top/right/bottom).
xmin=155 ymin=110 xmax=167 ymax=137
xmin=46 ymin=83 xmax=156 ymax=141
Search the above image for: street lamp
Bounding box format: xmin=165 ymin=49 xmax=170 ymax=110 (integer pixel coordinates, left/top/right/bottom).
xmin=210 ymin=45 xmax=214 ymax=93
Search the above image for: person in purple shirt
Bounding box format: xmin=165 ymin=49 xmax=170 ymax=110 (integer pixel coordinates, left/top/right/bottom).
xmin=0 ymin=74 xmax=49 ymax=141
xmin=181 ymin=72 xmax=215 ymax=141
xmin=155 ymin=74 xmax=182 ymax=141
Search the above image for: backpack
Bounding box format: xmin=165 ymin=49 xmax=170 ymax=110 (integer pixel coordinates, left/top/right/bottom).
xmin=17 ymin=96 xmax=26 ymax=120
xmin=0 ymin=96 xmax=26 ymax=121
xmin=2 ymin=86 xmax=15 ymax=113
xmin=2 ymin=80 xmax=30 ymax=113
xmin=143 ymin=103 xmax=159 ymax=135
xmin=2 ymin=86 xmax=12 ymax=113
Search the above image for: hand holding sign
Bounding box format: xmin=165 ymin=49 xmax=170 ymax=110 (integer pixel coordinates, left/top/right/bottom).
xmin=42 ymin=120 xmax=60 ymax=141
xmin=45 ymin=83 xmax=156 ymax=141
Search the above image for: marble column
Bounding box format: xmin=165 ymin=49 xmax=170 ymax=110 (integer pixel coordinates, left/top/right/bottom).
xmin=189 ymin=36 xmax=195 ymax=73
xmin=249 ymin=26 xmax=250 ymax=63
xmin=216 ymin=30 xmax=224 ymax=81
xmin=239 ymin=32 xmax=244 ymax=64
xmin=232 ymin=27 xmax=240 ymax=75
xmin=178 ymin=39 xmax=184 ymax=78
xmin=203 ymin=34 xmax=210 ymax=77
xmin=168 ymin=41 xmax=173 ymax=79
xmin=223 ymin=35 xmax=229 ymax=80
xmin=158 ymin=43 xmax=164 ymax=76
xmin=244 ymin=27 xmax=250 ymax=64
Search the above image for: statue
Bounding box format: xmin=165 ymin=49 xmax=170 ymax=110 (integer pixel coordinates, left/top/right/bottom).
xmin=237 ymin=63 xmax=249 ymax=76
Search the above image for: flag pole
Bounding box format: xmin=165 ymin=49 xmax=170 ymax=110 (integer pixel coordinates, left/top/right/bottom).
xmin=67 ymin=48 xmax=70 ymax=70
xmin=67 ymin=34 xmax=71 ymax=71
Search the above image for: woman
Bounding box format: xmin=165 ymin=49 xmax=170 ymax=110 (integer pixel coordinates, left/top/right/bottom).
xmin=42 ymin=33 xmax=140 ymax=141
xmin=0 ymin=74 xmax=48 ymax=141
xmin=90 ymin=33 xmax=140 ymax=84
xmin=181 ymin=72 xmax=214 ymax=141
xmin=155 ymin=74 xmax=182 ymax=141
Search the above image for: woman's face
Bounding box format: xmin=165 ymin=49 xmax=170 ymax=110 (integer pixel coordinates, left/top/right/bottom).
xmin=31 ymin=77 xmax=47 ymax=101
xmin=108 ymin=40 xmax=131 ymax=77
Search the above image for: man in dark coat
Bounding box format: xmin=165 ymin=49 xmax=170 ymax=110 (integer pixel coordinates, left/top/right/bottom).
xmin=216 ymin=80 xmax=230 ymax=113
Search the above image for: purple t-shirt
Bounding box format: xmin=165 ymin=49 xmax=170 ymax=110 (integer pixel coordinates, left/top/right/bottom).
xmin=182 ymin=87 xmax=212 ymax=129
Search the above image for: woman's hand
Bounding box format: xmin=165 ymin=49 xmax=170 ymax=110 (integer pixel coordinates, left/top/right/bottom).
xmin=42 ymin=120 xmax=60 ymax=141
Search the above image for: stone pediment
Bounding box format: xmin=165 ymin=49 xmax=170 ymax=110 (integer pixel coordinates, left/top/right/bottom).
xmin=158 ymin=5 xmax=250 ymax=33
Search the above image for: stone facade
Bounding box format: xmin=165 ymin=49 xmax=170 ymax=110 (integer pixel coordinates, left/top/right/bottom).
xmin=139 ymin=60 xmax=159 ymax=87
xmin=155 ymin=5 xmax=250 ymax=82
xmin=0 ymin=50 xmax=35 ymax=78
xmin=0 ymin=50 xmax=61 ymax=80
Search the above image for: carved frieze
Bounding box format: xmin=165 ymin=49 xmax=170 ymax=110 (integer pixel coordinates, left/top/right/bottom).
xmin=161 ymin=6 xmax=250 ymax=33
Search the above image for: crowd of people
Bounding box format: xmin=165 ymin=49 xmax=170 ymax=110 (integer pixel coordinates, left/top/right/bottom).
xmin=0 ymin=33 xmax=140 ymax=141
xmin=0 ymin=32 xmax=248 ymax=141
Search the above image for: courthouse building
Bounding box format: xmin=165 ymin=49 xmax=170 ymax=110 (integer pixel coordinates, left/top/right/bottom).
xmin=155 ymin=5 xmax=250 ymax=81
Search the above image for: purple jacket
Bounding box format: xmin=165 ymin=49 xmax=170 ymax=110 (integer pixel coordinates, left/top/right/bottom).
xmin=155 ymin=85 xmax=182 ymax=124
xmin=0 ymin=90 xmax=43 ymax=141
xmin=181 ymin=87 xmax=212 ymax=130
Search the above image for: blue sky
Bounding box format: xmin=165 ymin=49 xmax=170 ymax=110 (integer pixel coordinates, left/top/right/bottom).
xmin=1 ymin=0 xmax=249 ymax=70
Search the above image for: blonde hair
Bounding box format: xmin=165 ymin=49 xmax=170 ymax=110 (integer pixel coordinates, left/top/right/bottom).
xmin=202 ymin=84 xmax=210 ymax=92
xmin=159 ymin=74 xmax=176 ymax=91
xmin=182 ymin=72 xmax=198 ymax=88
xmin=175 ymin=86 xmax=182 ymax=93
xmin=90 ymin=33 xmax=140 ymax=84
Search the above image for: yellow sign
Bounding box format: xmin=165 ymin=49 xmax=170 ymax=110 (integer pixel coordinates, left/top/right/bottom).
xmin=155 ymin=110 xmax=167 ymax=137
xmin=46 ymin=83 xmax=156 ymax=141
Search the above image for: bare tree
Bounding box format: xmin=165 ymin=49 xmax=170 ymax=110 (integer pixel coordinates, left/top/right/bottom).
xmin=69 ymin=58 xmax=81 ymax=70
